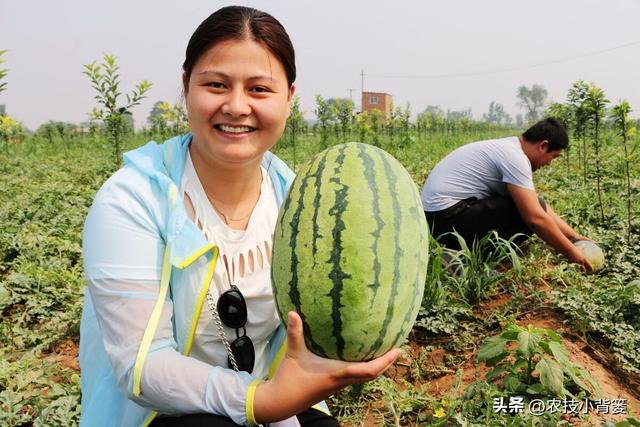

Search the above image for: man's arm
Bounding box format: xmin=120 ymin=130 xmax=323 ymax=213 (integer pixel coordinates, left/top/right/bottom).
xmin=545 ymin=204 xmax=589 ymax=242
xmin=506 ymin=184 xmax=591 ymax=271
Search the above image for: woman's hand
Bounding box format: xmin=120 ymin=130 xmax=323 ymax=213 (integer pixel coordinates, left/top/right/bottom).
xmin=253 ymin=311 xmax=400 ymax=423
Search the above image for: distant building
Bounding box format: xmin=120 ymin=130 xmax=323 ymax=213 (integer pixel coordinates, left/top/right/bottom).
xmin=361 ymin=92 xmax=393 ymax=118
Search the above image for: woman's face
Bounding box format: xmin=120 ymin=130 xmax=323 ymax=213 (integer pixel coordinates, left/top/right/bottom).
xmin=184 ymin=38 xmax=295 ymax=168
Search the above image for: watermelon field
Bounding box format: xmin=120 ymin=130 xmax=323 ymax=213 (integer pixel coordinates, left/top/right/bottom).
xmin=1 ymin=102 xmax=640 ymax=426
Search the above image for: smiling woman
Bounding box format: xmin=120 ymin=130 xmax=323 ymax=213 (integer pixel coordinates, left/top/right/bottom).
xmin=78 ymin=5 xmax=399 ymax=427
xmin=185 ymin=38 xmax=294 ymax=183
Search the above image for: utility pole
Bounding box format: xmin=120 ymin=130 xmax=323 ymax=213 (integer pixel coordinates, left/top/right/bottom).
xmin=347 ymin=88 xmax=354 ymax=103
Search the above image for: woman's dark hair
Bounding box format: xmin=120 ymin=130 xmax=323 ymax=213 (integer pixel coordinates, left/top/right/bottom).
xmin=522 ymin=117 xmax=569 ymax=151
xmin=183 ymin=6 xmax=296 ymax=86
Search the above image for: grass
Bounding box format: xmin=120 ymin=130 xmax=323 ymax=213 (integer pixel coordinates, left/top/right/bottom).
xmin=441 ymin=231 xmax=523 ymax=305
xmin=1 ymin=128 xmax=639 ymax=425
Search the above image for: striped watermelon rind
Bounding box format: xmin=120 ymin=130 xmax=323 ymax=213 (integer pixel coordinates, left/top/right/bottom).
xmin=271 ymin=142 xmax=429 ymax=361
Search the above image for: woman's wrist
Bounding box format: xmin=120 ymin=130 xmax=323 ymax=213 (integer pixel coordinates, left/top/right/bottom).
xmin=253 ymin=378 xmax=319 ymax=424
xmin=253 ymin=380 xmax=288 ymax=424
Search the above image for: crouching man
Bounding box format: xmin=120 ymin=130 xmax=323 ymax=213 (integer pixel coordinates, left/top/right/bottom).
xmin=422 ymin=118 xmax=592 ymax=271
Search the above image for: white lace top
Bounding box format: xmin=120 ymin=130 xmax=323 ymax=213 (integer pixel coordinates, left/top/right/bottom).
xmin=181 ymin=151 xmax=281 ymax=379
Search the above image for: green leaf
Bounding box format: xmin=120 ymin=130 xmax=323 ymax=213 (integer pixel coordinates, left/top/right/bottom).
xmin=536 ymin=356 xmax=564 ymax=396
xmin=0 ymin=283 xmax=12 ymax=307
xmin=484 ymin=351 xmax=509 ymax=367
xmin=503 ymin=373 xmax=524 ymax=393
xmin=614 ymin=417 xmax=640 ymax=427
xmin=564 ymin=365 xmax=590 ymax=393
xmin=513 ymin=358 xmax=528 ymax=371
xmin=547 ymin=341 xmax=571 ymax=367
xmin=486 ymin=366 xmax=506 ymax=382
xmin=517 ymin=329 xmax=541 ymax=358
xmin=477 ymin=335 xmax=508 ymax=362
xmin=500 ymin=324 xmax=521 ymax=340
xmin=546 ymin=329 xmax=562 ymax=343
xmin=548 ymin=340 xmax=602 ymax=397
xmin=539 ymin=341 xmax=552 ymax=355
xmin=526 ymin=383 xmax=545 ymax=395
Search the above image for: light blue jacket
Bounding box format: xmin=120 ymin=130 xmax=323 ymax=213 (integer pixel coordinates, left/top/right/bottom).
xmin=79 ymin=134 xmax=323 ymax=426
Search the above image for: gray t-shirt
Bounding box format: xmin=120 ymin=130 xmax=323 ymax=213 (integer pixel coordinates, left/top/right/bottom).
xmin=421 ymin=136 xmax=534 ymax=212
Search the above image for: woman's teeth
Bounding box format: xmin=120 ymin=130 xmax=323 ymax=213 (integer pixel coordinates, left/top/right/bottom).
xmin=216 ymin=125 xmax=254 ymax=133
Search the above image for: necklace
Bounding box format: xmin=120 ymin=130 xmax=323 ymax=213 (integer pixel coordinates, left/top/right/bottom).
xmin=209 ymin=201 xmax=253 ymax=225
xmin=206 ymin=170 xmax=263 ymax=226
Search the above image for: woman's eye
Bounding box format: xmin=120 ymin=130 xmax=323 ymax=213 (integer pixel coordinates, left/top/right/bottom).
xmin=250 ymin=86 xmax=270 ymax=93
xmin=207 ymin=82 xmax=225 ymax=89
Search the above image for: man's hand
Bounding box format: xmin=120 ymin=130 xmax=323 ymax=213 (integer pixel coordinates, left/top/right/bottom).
xmin=567 ymin=246 xmax=593 ymax=272
xmin=568 ymin=234 xmax=591 ymax=243
xmin=253 ymin=311 xmax=400 ymax=423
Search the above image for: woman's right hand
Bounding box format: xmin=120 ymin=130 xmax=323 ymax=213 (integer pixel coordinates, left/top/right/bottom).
xmin=253 ymin=311 xmax=400 ymax=423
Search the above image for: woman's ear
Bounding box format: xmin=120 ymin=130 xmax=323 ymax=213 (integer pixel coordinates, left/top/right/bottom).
xmin=182 ymin=72 xmax=190 ymax=98
xmin=287 ymin=84 xmax=296 ymax=102
xmin=286 ymin=84 xmax=296 ymax=117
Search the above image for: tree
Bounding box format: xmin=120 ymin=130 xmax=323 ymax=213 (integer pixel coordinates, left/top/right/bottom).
xmin=584 ymin=84 xmax=609 ymax=222
xmin=0 ymin=115 xmax=25 ymax=150
xmin=286 ymin=95 xmax=304 ymax=169
xmin=35 ymin=121 xmax=78 ymax=144
xmin=567 ymin=80 xmax=590 ymax=179
xmin=355 ymin=111 xmax=370 ymax=144
xmin=0 ymin=52 xmax=26 ymax=148
xmin=446 ymin=108 xmax=472 ymax=135
xmin=162 ymin=102 xmax=188 ymax=135
xmin=147 ymin=101 xmax=168 ymax=135
xmin=329 ymin=98 xmax=354 ymax=142
xmin=314 ymin=95 xmax=331 ymax=148
xmin=386 ymin=103 xmax=397 ymax=143
xmin=368 ymin=108 xmax=383 ymax=147
xmin=517 ymin=84 xmax=547 ymax=124
xmin=84 ymin=54 xmax=152 ymax=169
xmin=415 ymin=112 xmax=429 ymax=138
xmin=610 ymin=100 xmax=634 ymax=243
xmin=0 ymin=50 xmax=8 ymax=95
xmin=483 ymin=101 xmax=511 ymax=125
xmin=545 ymin=102 xmax=572 ymax=168
xmin=424 ymin=105 xmax=445 ymax=133
xmin=545 ymin=102 xmax=571 ymax=130
xmin=396 ymin=103 xmax=413 ymax=147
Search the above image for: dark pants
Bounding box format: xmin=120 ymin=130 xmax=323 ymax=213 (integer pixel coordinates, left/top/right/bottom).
xmin=149 ymin=407 xmax=340 ymax=427
xmin=425 ymin=195 xmax=546 ymax=250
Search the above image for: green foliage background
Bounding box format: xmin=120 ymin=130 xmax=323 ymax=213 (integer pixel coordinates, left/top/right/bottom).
xmin=0 ymin=121 xmax=639 ymax=425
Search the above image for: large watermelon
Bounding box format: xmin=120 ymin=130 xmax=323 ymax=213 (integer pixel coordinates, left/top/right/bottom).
xmin=271 ymin=142 xmax=429 ymax=361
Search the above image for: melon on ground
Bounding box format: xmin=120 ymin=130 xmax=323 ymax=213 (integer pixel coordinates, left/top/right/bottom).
xmin=574 ymin=240 xmax=605 ymax=272
xmin=271 ymin=142 xmax=429 ymax=362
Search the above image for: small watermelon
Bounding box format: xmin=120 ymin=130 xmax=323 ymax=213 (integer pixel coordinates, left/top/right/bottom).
xmin=271 ymin=143 xmax=429 ymax=361
xmin=574 ymin=240 xmax=605 ymax=272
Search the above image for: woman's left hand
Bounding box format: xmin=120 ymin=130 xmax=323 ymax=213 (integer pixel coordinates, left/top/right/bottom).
xmin=253 ymin=311 xmax=400 ymax=423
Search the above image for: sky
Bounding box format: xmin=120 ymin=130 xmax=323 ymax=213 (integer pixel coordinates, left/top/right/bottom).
xmin=1 ymin=0 xmax=640 ymax=131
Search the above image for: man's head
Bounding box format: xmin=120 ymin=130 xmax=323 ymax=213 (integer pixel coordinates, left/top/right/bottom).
xmin=521 ymin=118 xmax=568 ymax=171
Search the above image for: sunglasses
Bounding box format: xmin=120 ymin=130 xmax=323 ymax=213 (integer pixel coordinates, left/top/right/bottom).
xmin=217 ymin=285 xmax=255 ymax=373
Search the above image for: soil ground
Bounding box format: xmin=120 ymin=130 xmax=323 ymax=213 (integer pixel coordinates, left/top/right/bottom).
xmin=46 ymin=299 xmax=639 ymax=426
xmin=342 ymin=292 xmax=640 ymax=426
